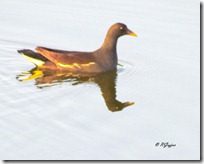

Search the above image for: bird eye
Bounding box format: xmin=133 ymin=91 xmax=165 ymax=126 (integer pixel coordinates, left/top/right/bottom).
xmin=120 ymin=27 xmax=123 ymax=30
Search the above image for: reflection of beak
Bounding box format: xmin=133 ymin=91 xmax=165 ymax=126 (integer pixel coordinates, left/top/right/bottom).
xmin=126 ymin=28 xmax=137 ymax=37
xmin=123 ymin=101 xmax=135 ymax=107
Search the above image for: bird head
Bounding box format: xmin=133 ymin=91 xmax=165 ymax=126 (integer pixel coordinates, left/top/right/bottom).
xmin=108 ymin=23 xmax=137 ymax=38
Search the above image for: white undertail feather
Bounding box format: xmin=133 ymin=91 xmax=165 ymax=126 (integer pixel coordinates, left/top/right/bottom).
xmin=21 ymin=53 xmax=45 ymax=66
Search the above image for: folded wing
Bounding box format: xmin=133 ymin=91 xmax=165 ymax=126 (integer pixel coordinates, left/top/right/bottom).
xmin=35 ymin=47 xmax=95 ymax=66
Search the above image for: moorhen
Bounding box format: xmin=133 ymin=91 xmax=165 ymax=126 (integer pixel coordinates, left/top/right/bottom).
xmin=18 ymin=23 xmax=137 ymax=73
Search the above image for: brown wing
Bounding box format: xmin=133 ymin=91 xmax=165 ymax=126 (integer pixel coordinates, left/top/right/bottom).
xmin=35 ymin=47 xmax=95 ymax=65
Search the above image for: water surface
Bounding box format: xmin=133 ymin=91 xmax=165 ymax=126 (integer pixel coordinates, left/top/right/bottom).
xmin=0 ymin=0 xmax=200 ymax=160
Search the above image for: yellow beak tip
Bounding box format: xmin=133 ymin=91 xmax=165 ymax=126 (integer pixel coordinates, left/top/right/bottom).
xmin=131 ymin=33 xmax=137 ymax=37
xmin=129 ymin=102 xmax=135 ymax=105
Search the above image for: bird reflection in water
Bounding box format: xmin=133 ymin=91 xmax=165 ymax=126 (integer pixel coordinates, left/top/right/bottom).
xmin=16 ymin=68 xmax=134 ymax=112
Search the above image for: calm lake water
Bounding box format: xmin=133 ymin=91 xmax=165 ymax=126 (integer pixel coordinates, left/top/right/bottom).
xmin=0 ymin=0 xmax=200 ymax=160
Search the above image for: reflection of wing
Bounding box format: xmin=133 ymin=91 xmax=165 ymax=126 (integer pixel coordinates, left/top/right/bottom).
xmin=16 ymin=68 xmax=97 ymax=87
xmin=35 ymin=47 xmax=95 ymax=66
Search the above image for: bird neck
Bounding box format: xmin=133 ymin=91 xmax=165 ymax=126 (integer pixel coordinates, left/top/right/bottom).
xmin=100 ymin=33 xmax=118 ymax=53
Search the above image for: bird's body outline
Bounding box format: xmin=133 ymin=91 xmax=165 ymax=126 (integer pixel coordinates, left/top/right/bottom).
xmin=18 ymin=23 xmax=137 ymax=73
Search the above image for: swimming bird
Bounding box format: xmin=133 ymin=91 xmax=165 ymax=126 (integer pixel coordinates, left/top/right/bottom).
xmin=18 ymin=23 xmax=137 ymax=73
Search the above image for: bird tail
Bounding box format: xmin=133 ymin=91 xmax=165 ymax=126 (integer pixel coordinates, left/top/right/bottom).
xmin=17 ymin=49 xmax=48 ymax=66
